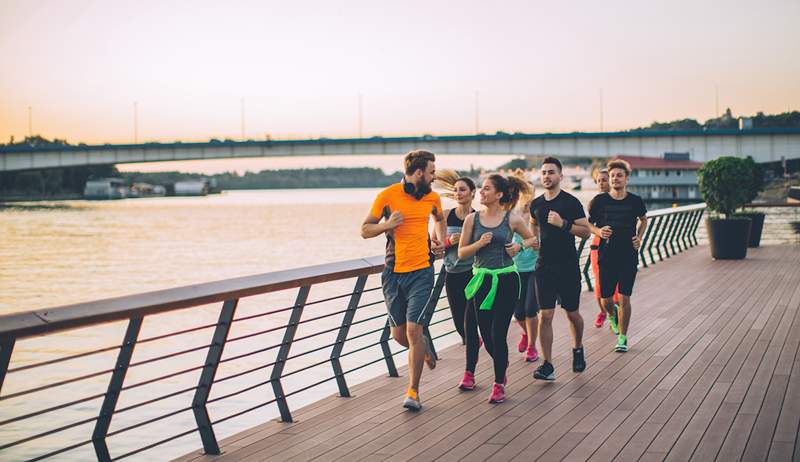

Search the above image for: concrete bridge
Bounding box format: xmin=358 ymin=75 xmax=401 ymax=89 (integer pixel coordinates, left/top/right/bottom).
xmin=1 ymin=128 xmax=800 ymax=172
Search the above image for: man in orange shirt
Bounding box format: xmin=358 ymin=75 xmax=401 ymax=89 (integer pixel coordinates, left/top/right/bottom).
xmin=361 ymin=150 xmax=446 ymax=411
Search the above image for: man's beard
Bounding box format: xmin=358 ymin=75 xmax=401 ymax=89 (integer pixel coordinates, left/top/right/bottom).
xmin=412 ymin=179 xmax=432 ymax=199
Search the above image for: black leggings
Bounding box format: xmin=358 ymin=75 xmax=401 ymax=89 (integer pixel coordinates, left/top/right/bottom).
xmin=469 ymin=272 xmax=520 ymax=383
xmin=445 ymin=270 xmax=472 ymax=341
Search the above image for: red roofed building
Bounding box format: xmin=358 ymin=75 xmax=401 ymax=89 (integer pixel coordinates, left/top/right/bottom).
xmin=611 ymin=153 xmax=703 ymax=202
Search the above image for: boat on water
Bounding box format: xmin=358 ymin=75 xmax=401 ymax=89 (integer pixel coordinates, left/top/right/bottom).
xmin=788 ymin=186 xmax=800 ymax=203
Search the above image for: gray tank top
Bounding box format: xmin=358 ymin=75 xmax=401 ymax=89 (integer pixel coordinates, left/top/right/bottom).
xmin=472 ymin=211 xmax=514 ymax=269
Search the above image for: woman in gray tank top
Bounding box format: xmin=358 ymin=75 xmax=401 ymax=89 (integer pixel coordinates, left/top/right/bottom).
xmin=458 ymin=174 xmax=538 ymax=403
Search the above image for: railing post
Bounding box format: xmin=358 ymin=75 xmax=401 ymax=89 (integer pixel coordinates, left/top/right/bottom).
xmin=192 ymin=299 xmax=239 ymax=454
xmin=667 ymin=212 xmax=684 ymax=256
xmin=647 ymin=215 xmax=664 ymax=265
xmin=575 ymin=238 xmax=590 ymax=291
xmin=582 ymin=253 xmax=593 ymax=292
xmin=672 ymin=212 xmax=690 ymax=254
xmin=0 ymin=338 xmax=15 ymax=395
xmin=422 ymin=265 xmax=447 ymax=360
xmin=659 ymin=214 xmax=678 ymax=259
xmin=380 ymin=318 xmax=399 ymax=377
xmin=330 ymin=276 xmax=367 ymax=398
xmin=690 ymin=208 xmax=705 ymax=246
xmin=638 ymin=217 xmax=654 ymax=268
xmin=92 ymin=317 xmax=143 ymax=462
xmin=681 ymin=210 xmax=698 ymax=249
xmin=270 ymin=286 xmax=310 ymax=423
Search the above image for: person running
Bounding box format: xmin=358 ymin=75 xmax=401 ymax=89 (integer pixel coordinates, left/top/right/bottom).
xmin=530 ymin=157 xmax=592 ymax=381
xmin=589 ymin=168 xmax=620 ymax=329
xmin=434 ymin=170 xmax=476 ymax=345
xmin=588 ymin=159 xmax=647 ymax=353
xmin=458 ymin=174 xmax=537 ymax=403
xmin=510 ymin=171 xmax=540 ymax=362
xmin=361 ymin=149 xmax=446 ymax=411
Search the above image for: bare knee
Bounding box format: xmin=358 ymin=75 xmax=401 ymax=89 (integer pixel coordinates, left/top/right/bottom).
xmin=406 ymin=323 xmax=423 ymax=344
xmin=539 ymin=310 xmax=554 ymax=325
xmin=391 ymin=326 xmax=409 ymax=346
xmin=566 ymin=310 xmax=583 ymax=321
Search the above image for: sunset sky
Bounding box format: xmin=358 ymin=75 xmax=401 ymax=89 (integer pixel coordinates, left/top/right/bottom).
xmin=1 ymin=0 xmax=798 ymax=154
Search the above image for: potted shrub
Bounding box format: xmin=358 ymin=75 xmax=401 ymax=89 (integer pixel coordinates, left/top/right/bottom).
xmin=698 ymin=156 xmax=753 ymax=259
xmin=735 ymin=157 xmax=766 ymax=247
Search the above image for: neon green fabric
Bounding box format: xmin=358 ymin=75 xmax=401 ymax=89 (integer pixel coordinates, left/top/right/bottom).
xmin=464 ymin=264 xmax=520 ymax=311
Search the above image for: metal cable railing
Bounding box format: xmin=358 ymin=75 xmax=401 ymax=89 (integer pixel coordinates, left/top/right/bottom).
xmin=0 ymin=203 xmax=713 ymax=461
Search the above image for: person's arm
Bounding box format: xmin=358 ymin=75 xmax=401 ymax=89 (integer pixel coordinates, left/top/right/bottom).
xmin=587 ymin=199 xmax=612 ymax=239
xmin=510 ymin=213 xmax=537 ymax=249
xmin=570 ymin=218 xmax=592 ymax=239
xmin=546 ymin=211 xmax=591 ymax=239
xmin=438 ymin=209 xmax=451 ymax=248
xmin=361 ymin=192 xmax=402 ymax=239
xmin=528 ymin=214 xmax=541 ymax=250
xmin=632 ymin=215 xmax=648 ymax=251
xmin=430 ymin=203 xmax=446 ymax=257
xmin=361 ymin=211 xmax=402 ymax=239
xmin=458 ymin=214 xmax=492 ymax=259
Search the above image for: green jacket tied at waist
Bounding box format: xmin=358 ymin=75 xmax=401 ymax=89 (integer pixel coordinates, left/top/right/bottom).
xmin=464 ymin=264 xmax=520 ymax=311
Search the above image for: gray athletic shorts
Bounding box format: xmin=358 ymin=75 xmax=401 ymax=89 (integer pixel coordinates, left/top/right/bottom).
xmin=381 ymin=266 xmax=435 ymax=327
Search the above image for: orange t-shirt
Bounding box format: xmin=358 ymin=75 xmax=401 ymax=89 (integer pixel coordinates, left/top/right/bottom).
xmin=370 ymin=183 xmax=443 ymax=273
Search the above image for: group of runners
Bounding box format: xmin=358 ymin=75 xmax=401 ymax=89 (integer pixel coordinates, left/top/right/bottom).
xmin=361 ymin=150 xmax=648 ymax=410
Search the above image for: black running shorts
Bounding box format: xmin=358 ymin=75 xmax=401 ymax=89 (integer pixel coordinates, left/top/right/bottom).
xmin=599 ymin=262 xmax=637 ymax=298
xmin=534 ymin=262 xmax=581 ymax=312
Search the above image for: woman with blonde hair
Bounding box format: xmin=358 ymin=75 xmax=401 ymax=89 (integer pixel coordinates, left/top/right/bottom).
xmin=434 ymin=170 xmax=477 ymax=347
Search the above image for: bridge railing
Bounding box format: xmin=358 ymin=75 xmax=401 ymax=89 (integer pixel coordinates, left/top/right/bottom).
xmin=0 ymin=204 xmax=706 ymax=461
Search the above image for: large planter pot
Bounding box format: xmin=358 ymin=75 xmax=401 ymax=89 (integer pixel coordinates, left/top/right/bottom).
xmin=736 ymin=212 xmax=765 ymax=248
xmin=706 ymin=217 xmax=751 ymax=260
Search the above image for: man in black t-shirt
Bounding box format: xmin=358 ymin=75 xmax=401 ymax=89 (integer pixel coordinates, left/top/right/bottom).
xmin=588 ymin=159 xmax=648 ymax=353
xmin=530 ymin=157 xmax=592 ymax=381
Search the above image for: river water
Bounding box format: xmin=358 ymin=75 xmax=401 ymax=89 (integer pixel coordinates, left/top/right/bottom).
xmin=0 ymin=187 xmax=700 ymax=461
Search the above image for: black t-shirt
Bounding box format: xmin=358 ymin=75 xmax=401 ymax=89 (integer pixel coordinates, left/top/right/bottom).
xmin=588 ymin=192 xmax=647 ymax=265
xmin=529 ymin=190 xmax=586 ymax=268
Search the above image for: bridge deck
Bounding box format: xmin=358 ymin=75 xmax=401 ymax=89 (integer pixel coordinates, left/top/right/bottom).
xmin=175 ymin=244 xmax=800 ymax=462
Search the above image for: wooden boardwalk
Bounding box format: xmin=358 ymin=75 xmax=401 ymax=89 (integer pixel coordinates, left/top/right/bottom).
xmin=175 ymin=244 xmax=800 ymax=462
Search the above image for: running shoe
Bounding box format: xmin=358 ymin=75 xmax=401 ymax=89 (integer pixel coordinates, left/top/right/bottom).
xmin=423 ymin=334 xmax=437 ymax=370
xmin=488 ymin=383 xmax=505 ymax=403
xmin=573 ymin=347 xmax=586 ymax=372
xmin=594 ymin=311 xmax=606 ymax=328
xmin=615 ymin=334 xmax=628 ymax=353
xmin=609 ymin=311 xmax=619 ymax=335
xmin=458 ymin=371 xmax=476 ymax=391
xmin=403 ymin=389 xmax=422 ymax=411
xmin=525 ymin=345 xmax=539 ymax=362
xmin=517 ymin=333 xmax=528 ymax=353
xmin=533 ymin=361 xmax=555 ymax=381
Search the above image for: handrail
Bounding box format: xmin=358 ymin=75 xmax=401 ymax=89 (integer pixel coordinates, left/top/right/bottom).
xmin=0 ymin=255 xmax=385 ymax=340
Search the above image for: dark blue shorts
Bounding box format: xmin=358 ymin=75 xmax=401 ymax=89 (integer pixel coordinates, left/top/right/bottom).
xmin=381 ymin=266 xmax=435 ymax=327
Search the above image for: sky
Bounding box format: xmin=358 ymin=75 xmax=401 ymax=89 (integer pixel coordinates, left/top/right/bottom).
xmin=1 ymin=0 xmax=798 ymax=173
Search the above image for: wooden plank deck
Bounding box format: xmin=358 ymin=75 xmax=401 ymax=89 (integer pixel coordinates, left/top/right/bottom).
xmin=175 ymin=244 xmax=800 ymax=462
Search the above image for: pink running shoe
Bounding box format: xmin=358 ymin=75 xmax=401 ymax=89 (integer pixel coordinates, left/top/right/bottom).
xmin=489 ymin=383 xmax=505 ymax=403
xmin=594 ymin=312 xmax=606 ymax=328
xmin=458 ymin=371 xmax=476 ymax=391
xmin=525 ymin=346 xmax=539 ymax=362
xmin=517 ymin=333 xmax=528 ymax=353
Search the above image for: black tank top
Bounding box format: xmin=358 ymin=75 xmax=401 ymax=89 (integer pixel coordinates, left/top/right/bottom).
xmin=447 ymin=208 xmax=473 ymax=227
